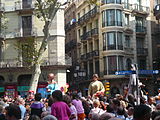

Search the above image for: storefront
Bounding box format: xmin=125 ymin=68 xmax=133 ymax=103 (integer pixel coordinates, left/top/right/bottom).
xmin=17 ymin=86 xmax=30 ymax=98
xmin=5 ymin=85 xmax=17 ymax=98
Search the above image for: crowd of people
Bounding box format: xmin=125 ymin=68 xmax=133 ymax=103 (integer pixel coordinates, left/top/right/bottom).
xmin=1 ymin=88 xmax=160 ymax=120
xmin=0 ymin=73 xmax=160 ymax=120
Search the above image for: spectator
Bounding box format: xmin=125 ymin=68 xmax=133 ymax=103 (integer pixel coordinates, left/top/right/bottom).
xmin=30 ymin=93 xmax=45 ymax=118
xmin=71 ymin=92 xmax=86 ymax=120
xmin=63 ymin=94 xmax=77 ymax=120
xmin=42 ymin=115 xmax=57 ymax=120
xmin=5 ymin=104 xmax=21 ymax=120
xmin=0 ymin=105 xmax=6 ymax=120
xmin=127 ymin=107 xmax=134 ymax=120
xmin=133 ymin=104 xmax=151 ymax=120
xmin=28 ymin=115 xmax=40 ymax=120
xmin=99 ymin=113 xmax=114 ymax=120
xmin=89 ymin=99 xmax=105 ymax=119
xmin=16 ymin=97 xmax=26 ymax=120
xmin=51 ymin=90 xmax=71 ymax=120
xmin=46 ymin=97 xmax=54 ymax=114
xmin=91 ymin=113 xmax=100 ymax=120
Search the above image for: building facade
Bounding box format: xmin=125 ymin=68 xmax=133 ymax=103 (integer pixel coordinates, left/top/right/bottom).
xmin=152 ymin=0 xmax=160 ymax=93
xmin=0 ymin=0 xmax=70 ymax=98
xmin=66 ymin=0 xmax=153 ymax=96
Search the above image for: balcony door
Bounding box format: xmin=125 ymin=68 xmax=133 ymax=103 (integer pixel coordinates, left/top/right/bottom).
xmin=22 ymin=0 xmax=32 ymax=9
xmin=22 ymin=16 xmax=32 ymax=36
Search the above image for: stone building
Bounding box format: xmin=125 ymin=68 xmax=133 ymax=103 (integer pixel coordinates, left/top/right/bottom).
xmin=0 ymin=0 xmax=70 ymax=98
xmin=65 ymin=0 xmax=154 ymax=96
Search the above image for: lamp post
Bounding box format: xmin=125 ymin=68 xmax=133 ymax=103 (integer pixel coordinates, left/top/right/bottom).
xmin=73 ymin=65 xmax=86 ymax=90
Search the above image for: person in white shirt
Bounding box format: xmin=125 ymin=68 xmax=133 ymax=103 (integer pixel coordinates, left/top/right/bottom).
xmin=89 ymin=99 xmax=105 ymax=119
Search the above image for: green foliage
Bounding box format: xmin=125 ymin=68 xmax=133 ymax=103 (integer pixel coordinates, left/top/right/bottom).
xmin=35 ymin=0 xmax=61 ymax=22
xmin=87 ymin=0 xmax=101 ymax=6
xmin=14 ymin=37 xmax=39 ymax=67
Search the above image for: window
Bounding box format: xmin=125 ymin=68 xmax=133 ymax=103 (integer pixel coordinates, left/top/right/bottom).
xmin=78 ymin=29 xmax=81 ymax=39
xmin=138 ymin=58 xmax=146 ymax=70
xmin=104 ymin=56 xmax=124 ymax=75
xmin=125 ymin=14 xmax=129 ymax=26
xmin=95 ymin=60 xmax=99 ymax=75
xmin=117 ymin=32 xmax=123 ymax=50
xmin=136 ymin=17 xmax=145 ymax=32
xmin=78 ymin=13 xmax=80 ymax=19
xmin=125 ymin=35 xmax=130 ymax=47
xmin=89 ymin=61 xmax=93 ymax=78
xmin=95 ymin=19 xmax=98 ymax=28
xmin=89 ymin=23 xmax=92 ymax=31
xmin=102 ymin=9 xmax=122 ymax=27
xmin=103 ymin=32 xmax=123 ymax=50
xmin=107 ymin=32 xmax=116 ymax=50
xmin=118 ymin=56 xmax=124 ymax=71
xmin=117 ymin=10 xmax=122 ymax=26
xmin=83 ymin=44 xmax=87 ymax=54
xmin=22 ymin=0 xmax=32 ymax=9
xmin=126 ymin=58 xmax=132 ymax=70
xmin=22 ymin=16 xmax=32 ymax=36
xmin=136 ymin=37 xmax=144 ymax=48
xmin=108 ymin=56 xmax=117 ymax=74
xmin=95 ymin=40 xmax=99 ymax=50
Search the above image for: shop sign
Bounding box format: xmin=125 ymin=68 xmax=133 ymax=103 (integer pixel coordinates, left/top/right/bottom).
xmin=17 ymin=86 xmax=30 ymax=91
xmin=0 ymin=87 xmax=4 ymax=92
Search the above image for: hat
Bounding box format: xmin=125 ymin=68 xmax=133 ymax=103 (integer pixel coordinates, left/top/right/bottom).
xmin=93 ymin=74 xmax=99 ymax=78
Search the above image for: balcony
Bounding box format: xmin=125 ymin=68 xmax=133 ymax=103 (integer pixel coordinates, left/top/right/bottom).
xmin=91 ymin=28 xmax=98 ymax=36
xmin=80 ymin=54 xmax=87 ymax=61
xmin=123 ymin=3 xmax=132 ymax=10
xmin=80 ymin=33 xmax=87 ymax=42
xmin=0 ymin=59 xmax=22 ymax=68
xmin=124 ymin=47 xmax=134 ymax=54
xmin=137 ymin=48 xmax=148 ymax=56
xmin=86 ymin=31 xmax=92 ymax=40
xmin=136 ymin=26 xmax=146 ymax=34
xmin=78 ymin=6 xmax=99 ymax=25
xmin=132 ymin=4 xmax=149 ymax=15
xmin=14 ymin=27 xmax=37 ymax=38
xmin=65 ymin=21 xmax=76 ymax=31
xmin=15 ymin=1 xmax=34 ymax=14
xmin=124 ymin=25 xmax=133 ymax=34
xmin=92 ymin=50 xmax=99 ymax=57
xmin=0 ymin=56 xmax=72 ymax=68
xmin=83 ymin=50 xmax=99 ymax=60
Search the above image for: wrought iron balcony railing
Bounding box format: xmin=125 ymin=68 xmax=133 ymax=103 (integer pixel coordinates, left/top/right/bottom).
xmin=15 ymin=1 xmax=34 ymax=11
xmin=132 ymin=4 xmax=149 ymax=13
xmin=91 ymin=28 xmax=98 ymax=36
xmin=78 ymin=6 xmax=99 ymax=25
xmin=136 ymin=26 xmax=146 ymax=33
xmin=137 ymin=48 xmax=148 ymax=55
xmin=0 ymin=56 xmax=72 ymax=68
xmin=14 ymin=27 xmax=37 ymax=37
xmin=122 ymin=3 xmax=149 ymax=14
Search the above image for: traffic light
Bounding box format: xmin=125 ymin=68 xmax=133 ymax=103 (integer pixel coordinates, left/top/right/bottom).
xmin=105 ymin=81 xmax=110 ymax=96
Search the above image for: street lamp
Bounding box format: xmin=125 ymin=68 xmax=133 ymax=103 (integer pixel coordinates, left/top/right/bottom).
xmin=73 ymin=65 xmax=86 ymax=90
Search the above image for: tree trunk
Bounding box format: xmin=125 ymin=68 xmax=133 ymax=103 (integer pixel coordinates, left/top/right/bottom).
xmin=29 ymin=63 xmax=41 ymax=93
